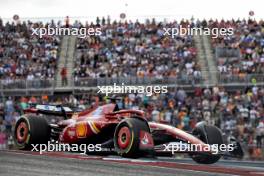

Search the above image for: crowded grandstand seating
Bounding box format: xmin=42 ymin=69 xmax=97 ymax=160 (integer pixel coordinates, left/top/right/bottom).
xmin=74 ymin=19 xmax=202 ymax=86
xmin=0 ymin=20 xmax=61 ymax=89
xmin=207 ymin=19 xmax=264 ymax=83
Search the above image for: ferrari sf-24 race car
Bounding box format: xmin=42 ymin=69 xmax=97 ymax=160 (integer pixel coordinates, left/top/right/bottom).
xmin=14 ymin=99 xmax=243 ymax=164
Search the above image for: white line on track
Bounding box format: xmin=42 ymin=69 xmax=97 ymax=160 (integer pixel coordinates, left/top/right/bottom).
xmin=102 ymin=157 xmax=157 ymax=163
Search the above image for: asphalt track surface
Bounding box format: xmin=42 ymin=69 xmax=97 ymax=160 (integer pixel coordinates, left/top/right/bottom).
xmin=0 ymin=150 xmax=264 ymax=176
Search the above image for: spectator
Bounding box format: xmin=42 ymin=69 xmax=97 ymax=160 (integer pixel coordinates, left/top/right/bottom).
xmin=0 ymin=127 xmax=7 ymax=150
xmin=4 ymin=97 xmax=14 ymax=134
xmin=256 ymin=122 xmax=264 ymax=148
xmin=61 ymin=67 xmax=68 ymax=86
xmin=151 ymin=107 xmax=160 ymax=122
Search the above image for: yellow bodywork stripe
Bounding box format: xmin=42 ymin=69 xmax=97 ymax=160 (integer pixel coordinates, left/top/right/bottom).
xmin=89 ymin=122 xmax=100 ymax=134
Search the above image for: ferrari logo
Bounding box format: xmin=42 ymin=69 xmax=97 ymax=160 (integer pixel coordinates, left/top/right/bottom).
xmin=141 ymin=134 xmax=149 ymax=145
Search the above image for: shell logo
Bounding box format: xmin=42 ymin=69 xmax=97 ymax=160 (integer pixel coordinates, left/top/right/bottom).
xmin=76 ymin=122 xmax=87 ymax=138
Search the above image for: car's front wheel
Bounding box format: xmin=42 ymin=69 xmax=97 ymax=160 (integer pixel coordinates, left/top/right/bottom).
xmin=190 ymin=123 xmax=223 ymax=164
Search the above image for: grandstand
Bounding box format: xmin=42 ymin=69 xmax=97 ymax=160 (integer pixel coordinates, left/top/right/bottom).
xmin=0 ymin=19 xmax=61 ymax=95
xmin=1 ymin=18 xmax=263 ymax=96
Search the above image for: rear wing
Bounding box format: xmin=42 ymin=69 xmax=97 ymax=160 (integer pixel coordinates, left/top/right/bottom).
xmin=24 ymin=104 xmax=74 ymax=118
xmin=35 ymin=105 xmax=73 ymax=112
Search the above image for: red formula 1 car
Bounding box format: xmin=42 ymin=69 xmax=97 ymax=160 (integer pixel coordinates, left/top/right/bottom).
xmin=14 ymin=100 xmax=243 ymax=164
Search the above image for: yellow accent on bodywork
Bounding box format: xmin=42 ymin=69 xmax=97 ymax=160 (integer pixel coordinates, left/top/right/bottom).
xmin=91 ymin=122 xmax=100 ymax=134
xmin=76 ymin=122 xmax=87 ymax=138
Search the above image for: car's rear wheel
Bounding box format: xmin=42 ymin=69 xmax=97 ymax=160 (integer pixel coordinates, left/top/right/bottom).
xmin=14 ymin=115 xmax=50 ymax=149
xmin=114 ymin=118 xmax=151 ymax=158
xmin=190 ymin=124 xmax=223 ymax=164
